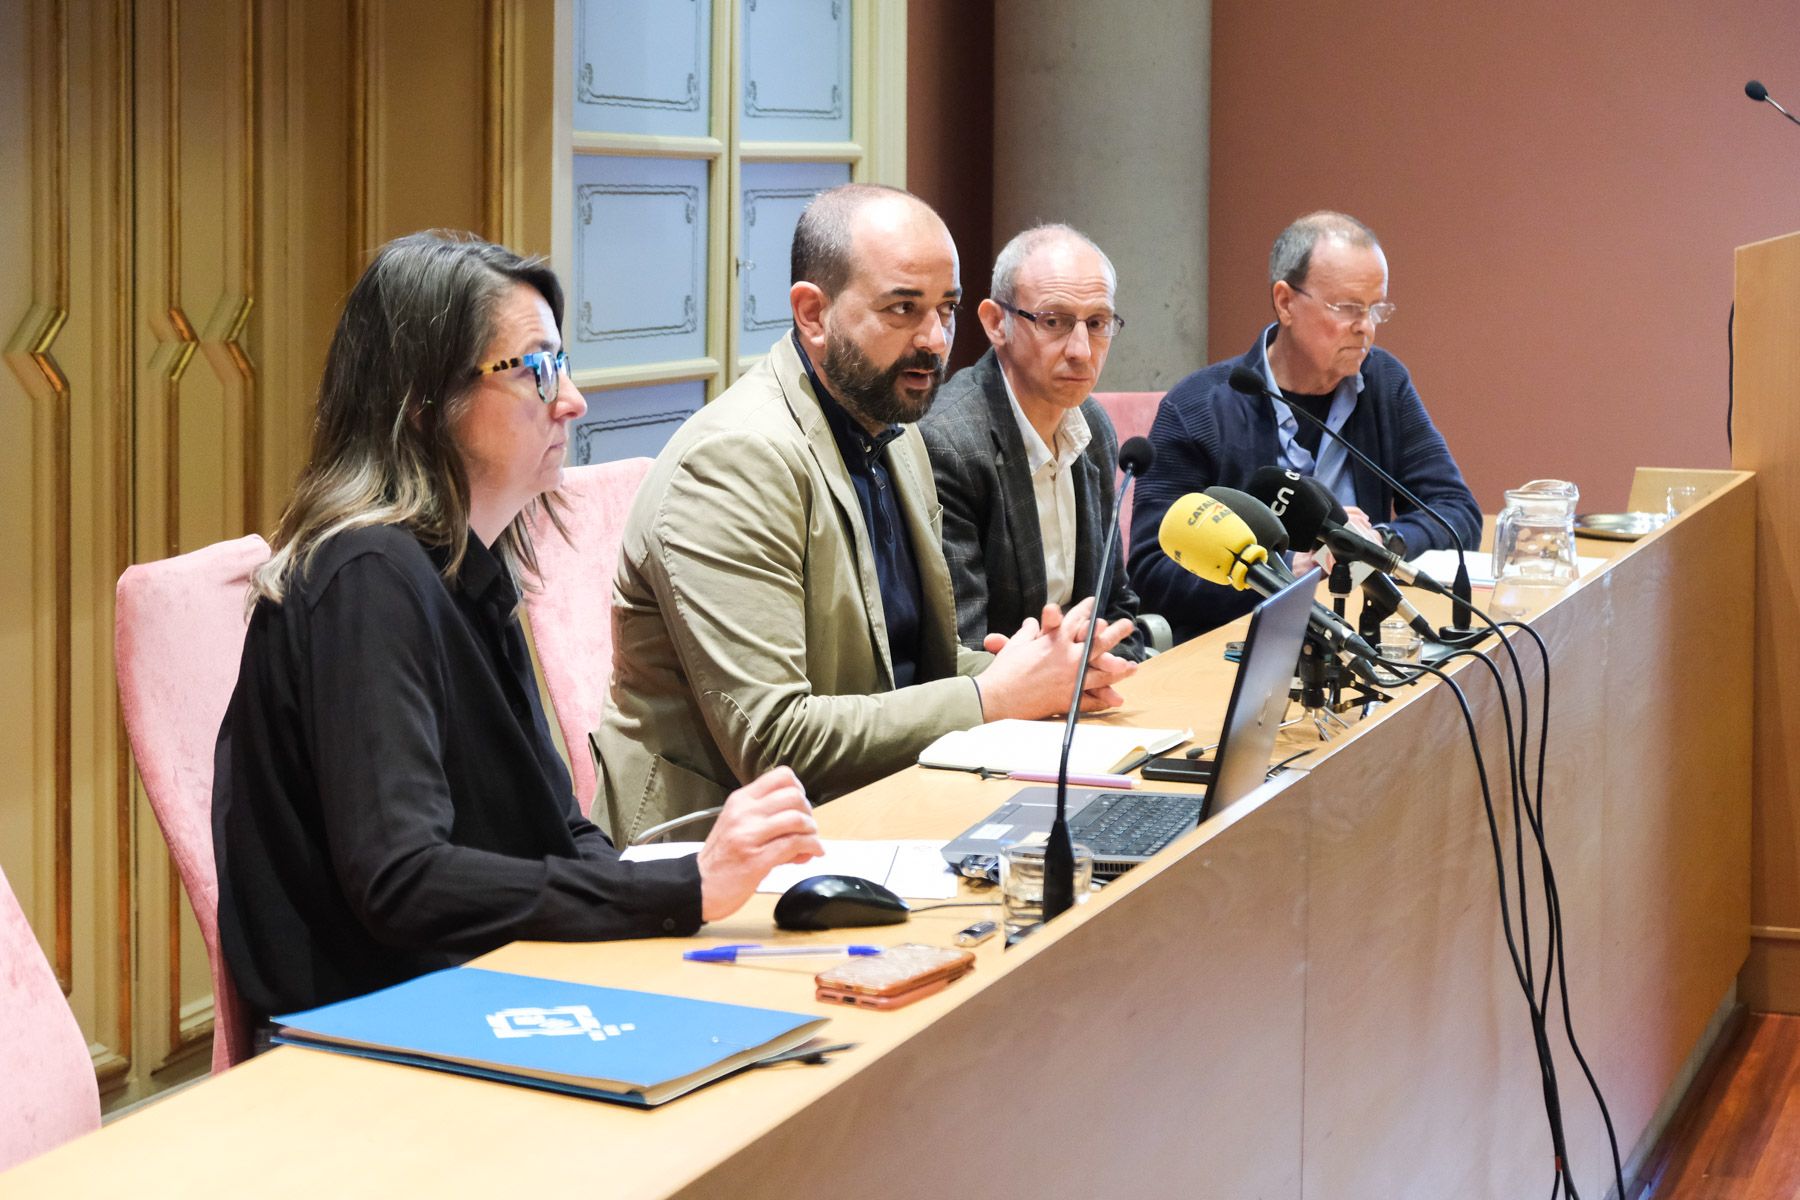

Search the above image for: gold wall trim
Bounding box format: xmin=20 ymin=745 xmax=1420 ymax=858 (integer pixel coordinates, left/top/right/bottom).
xmin=239 ymin=0 xmax=261 ymax=533
xmin=483 ymin=0 xmax=502 ymax=239
xmin=48 ymin=0 xmax=73 ymax=999
xmin=107 ymin=0 xmax=136 ymax=1077
xmin=347 ymin=0 xmax=369 ymax=274
xmin=159 ymin=0 xmax=188 ymax=562
xmin=161 ymin=0 xmax=190 ymax=1052
xmin=0 ymin=0 xmax=78 ymax=996
xmin=165 ymin=870 xmax=182 ymax=1051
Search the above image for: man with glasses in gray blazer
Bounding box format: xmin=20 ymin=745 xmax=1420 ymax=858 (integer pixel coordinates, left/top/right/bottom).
xmin=921 ymin=225 xmax=1146 ymax=661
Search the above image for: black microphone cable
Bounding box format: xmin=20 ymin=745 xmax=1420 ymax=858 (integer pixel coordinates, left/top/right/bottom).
xmin=1375 ymin=646 xmax=1582 ymax=1197
xmin=1382 ymin=600 xmax=1625 ymax=1199
xmin=1428 ymin=594 xmax=1625 ymax=1199
xmin=1496 ymin=619 xmax=1627 ymax=1199
xmin=1429 ymin=643 xmax=1577 ymax=1197
xmin=1440 ymin=600 xmax=1626 ymax=1198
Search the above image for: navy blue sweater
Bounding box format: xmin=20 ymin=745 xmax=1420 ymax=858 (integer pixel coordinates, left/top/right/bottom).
xmin=1127 ymin=335 xmax=1481 ymax=643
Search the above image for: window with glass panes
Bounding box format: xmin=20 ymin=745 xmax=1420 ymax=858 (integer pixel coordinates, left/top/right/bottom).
xmin=564 ymin=0 xmax=904 ymax=465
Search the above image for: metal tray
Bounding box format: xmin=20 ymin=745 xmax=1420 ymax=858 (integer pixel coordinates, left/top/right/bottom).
xmin=1574 ymin=512 xmax=1665 ymax=541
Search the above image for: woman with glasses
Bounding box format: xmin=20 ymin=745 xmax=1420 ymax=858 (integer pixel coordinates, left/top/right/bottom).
xmin=213 ymin=231 xmax=821 ymax=1026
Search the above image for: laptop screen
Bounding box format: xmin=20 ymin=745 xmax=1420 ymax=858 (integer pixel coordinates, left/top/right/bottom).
xmin=1199 ymin=566 xmax=1320 ymax=818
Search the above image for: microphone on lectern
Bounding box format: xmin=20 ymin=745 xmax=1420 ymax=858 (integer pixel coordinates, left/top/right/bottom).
xmin=1225 ymin=366 xmax=1476 ymax=629
xmin=1747 ymin=79 xmax=1800 ymax=129
xmin=1042 ymin=436 xmax=1155 ymax=923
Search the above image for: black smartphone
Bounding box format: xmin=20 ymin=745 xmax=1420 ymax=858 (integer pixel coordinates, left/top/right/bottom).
xmin=1141 ymin=756 xmax=1215 ymax=785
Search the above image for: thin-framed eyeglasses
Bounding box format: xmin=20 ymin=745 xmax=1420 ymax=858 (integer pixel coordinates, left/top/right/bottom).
xmin=1290 ymin=287 xmax=1396 ymax=326
xmin=995 ymin=300 xmax=1125 ymax=341
xmin=473 ymin=348 xmax=570 ymax=403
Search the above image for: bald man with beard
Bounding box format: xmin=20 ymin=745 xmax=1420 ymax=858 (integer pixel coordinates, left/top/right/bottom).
xmin=590 ymin=185 xmax=1138 ymax=845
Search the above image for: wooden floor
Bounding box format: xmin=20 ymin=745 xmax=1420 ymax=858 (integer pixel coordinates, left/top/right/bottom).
xmin=1638 ymin=1013 xmax=1800 ymax=1198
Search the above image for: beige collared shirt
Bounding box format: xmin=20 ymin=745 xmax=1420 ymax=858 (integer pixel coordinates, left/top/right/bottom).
xmin=999 ymin=367 xmax=1092 ymax=609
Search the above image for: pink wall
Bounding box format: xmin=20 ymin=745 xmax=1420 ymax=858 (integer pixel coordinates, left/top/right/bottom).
xmin=1210 ymin=1 xmax=1800 ymax=511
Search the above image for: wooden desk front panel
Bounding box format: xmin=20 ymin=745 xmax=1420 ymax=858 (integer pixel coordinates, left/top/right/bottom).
xmin=1300 ymin=477 xmax=1753 ymax=1199
xmin=683 ymin=792 xmax=1309 ymax=1200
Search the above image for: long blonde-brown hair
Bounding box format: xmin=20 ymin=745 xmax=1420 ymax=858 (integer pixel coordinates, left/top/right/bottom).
xmin=254 ymin=231 xmax=566 ymax=603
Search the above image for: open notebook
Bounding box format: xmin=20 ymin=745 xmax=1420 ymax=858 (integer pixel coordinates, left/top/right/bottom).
xmin=917 ymin=719 xmax=1189 ymax=776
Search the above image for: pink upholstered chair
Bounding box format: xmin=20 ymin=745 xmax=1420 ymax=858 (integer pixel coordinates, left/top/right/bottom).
xmin=525 ymin=459 xmax=655 ymax=814
xmin=115 ymin=533 xmax=269 ymax=1073
xmin=1091 ymin=390 xmax=1164 ymax=550
xmin=0 ymin=862 xmax=101 ymax=1170
xmin=1093 ymin=391 xmax=1172 ymax=652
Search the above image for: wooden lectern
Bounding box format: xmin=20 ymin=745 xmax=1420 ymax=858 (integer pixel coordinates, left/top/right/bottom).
xmin=1732 ymin=230 xmax=1800 ymax=1011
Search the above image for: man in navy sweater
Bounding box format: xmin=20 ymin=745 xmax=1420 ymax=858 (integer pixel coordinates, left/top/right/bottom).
xmin=1128 ymin=211 xmax=1480 ymax=642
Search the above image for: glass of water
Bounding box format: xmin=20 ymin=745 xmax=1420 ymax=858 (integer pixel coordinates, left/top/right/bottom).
xmin=1000 ymin=842 xmax=1094 ymax=943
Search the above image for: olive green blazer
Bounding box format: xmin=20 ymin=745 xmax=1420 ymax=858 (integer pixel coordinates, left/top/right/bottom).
xmin=590 ymin=334 xmax=989 ymax=844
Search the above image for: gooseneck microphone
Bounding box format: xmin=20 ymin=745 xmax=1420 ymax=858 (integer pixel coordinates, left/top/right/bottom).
xmin=1044 ymin=436 xmax=1155 ymax=922
xmin=1226 ymin=365 xmax=1476 ymax=630
xmin=1747 ymin=79 xmax=1800 ymax=129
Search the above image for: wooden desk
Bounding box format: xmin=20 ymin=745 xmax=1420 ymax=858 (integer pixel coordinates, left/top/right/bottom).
xmin=0 ymin=473 xmax=1754 ymax=1199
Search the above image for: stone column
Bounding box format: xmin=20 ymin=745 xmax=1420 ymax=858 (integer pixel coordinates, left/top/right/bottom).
xmin=991 ymin=0 xmax=1211 ymax=388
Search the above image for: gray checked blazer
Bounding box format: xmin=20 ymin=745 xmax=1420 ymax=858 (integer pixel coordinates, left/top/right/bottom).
xmin=919 ymin=348 xmax=1145 ymax=660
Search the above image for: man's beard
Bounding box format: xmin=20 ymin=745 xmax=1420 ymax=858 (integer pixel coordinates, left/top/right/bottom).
xmin=821 ymin=331 xmax=946 ymax=427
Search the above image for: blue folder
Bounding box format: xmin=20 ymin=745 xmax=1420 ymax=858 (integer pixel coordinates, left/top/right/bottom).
xmin=273 ymin=966 xmax=829 ymax=1107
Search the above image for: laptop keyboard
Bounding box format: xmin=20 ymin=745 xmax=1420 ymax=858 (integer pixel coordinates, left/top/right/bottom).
xmin=1067 ymin=791 xmax=1204 ymax=860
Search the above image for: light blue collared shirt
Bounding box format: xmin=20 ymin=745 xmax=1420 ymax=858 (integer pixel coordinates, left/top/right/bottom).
xmin=1253 ymin=322 xmax=1364 ymax=513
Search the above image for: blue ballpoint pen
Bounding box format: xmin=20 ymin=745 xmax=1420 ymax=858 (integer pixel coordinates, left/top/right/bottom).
xmin=684 ymin=943 xmax=884 ymax=964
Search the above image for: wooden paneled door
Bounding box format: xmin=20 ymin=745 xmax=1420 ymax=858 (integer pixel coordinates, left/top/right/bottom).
xmin=3 ymin=0 xmax=157 ymax=1109
xmin=0 ymin=0 xmax=900 ymax=1110
xmin=0 ymin=0 xmax=507 ymax=1109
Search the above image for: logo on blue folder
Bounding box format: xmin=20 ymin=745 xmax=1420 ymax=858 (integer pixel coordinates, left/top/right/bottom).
xmin=485 ymin=1005 xmax=637 ymax=1042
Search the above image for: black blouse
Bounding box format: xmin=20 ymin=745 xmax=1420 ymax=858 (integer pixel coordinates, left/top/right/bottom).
xmin=213 ymin=524 xmax=701 ymax=1018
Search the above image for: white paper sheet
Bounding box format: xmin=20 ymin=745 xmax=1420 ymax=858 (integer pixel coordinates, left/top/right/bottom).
xmin=1406 ymin=548 xmax=1605 ymax=591
xmin=620 ymin=839 xmax=959 ymax=900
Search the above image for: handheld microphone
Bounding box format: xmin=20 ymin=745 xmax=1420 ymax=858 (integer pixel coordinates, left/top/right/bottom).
xmin=1349 ymin=561 xmax=1435 ymax=642
xmin=1245 ymin=467 xmax=1451 ymax=597
xmin=1205 ymin=482 xmax=1429 ymax=644
xmin=1044 ymin=435 xmax=1154 ymax=921
xmin=1226 ymin=366 xmax=1475 ymax=629
xmin=1161 ymin=491 xmax=1382 ymax=681
xmin=1205 ymin=484 xmax=1289 ymax=556
xmin=1747 ymin=79 xmax=1800 ymax=129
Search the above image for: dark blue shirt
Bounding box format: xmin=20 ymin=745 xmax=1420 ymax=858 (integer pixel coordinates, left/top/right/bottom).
xmin=1127 ymin=334 xmax=1481 ymax=643
xmin=793 ymin=331 xmax=924 ymax=688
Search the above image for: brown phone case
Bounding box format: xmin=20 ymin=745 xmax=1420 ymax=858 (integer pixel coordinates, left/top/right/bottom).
xmin=814 ymin=943 xmax=975 ymax=1007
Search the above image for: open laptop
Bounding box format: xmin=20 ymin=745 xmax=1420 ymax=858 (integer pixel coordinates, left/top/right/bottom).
xmin=939 ymin=568 xmax=1319 ymax=879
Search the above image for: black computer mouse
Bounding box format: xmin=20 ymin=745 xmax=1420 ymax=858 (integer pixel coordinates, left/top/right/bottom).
xmin=773 ymin=874 xmax=912 ymax=931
